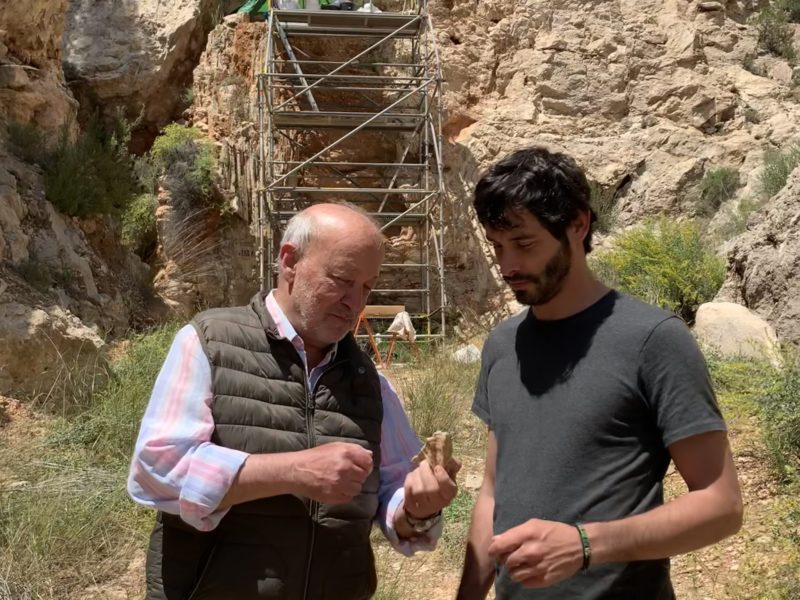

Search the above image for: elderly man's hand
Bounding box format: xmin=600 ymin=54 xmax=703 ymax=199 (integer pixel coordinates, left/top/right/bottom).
xmin=403 ymin=458 xmax=461 ymax=519
xmin=294 ymin=442 xmax=374 ymax=504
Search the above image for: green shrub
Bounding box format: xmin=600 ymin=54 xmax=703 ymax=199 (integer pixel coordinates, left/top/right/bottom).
xmin=4 ymin=121 xmax=48 ymax=165
xmin=779 ymin=0 xmax=800 ymax=22
xmin=757 ymin=6 xmax=797 ymax=61
xmin=715 ymin=197 xmax=762 ymax=240
xmin=758 ymin=365 xmax=800 ymax=483
xmin=121 ymin=193 xmax=159 ymax=259
xmin=45 ymin=117 xmax=137 ymax=217
xmin=591 ymin=218 xmax=725 ymax=323
xmin=698 ymin=167 xmax=739 ymax=215
xmin=760 ymin=145 xmax=800 ymax=198
xmin=150 ymin=124 xmax=217 ymax=213
xmin=590 ymin=182 xmax=617 ymax=234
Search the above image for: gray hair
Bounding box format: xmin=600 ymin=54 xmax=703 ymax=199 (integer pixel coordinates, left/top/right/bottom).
xmin=277 ymin=202 xmax=384 ymax=266
xmin=280 ymin=210 xmax=318 ymax=259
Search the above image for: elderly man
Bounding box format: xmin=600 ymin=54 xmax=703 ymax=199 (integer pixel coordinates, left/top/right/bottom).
xmin=129 ymin=203 xmax=459 ymax=600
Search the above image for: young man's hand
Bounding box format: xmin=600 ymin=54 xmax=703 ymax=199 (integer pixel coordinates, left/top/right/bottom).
xmin=488 ymin=519 xmax=583 ymax=589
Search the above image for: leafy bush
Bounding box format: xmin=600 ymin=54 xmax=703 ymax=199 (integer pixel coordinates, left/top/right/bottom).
xmin=45 ymin=116 xmax=138 ymax=217
xmin=757 ymin=6 xmax=797 ymax=61
xmin=698 ymin=167 xmax=739 ymax=215
xmin=779 ymin=0 xmax=800 ymax=22
xmin=759 ymin=365 xmax=800 ymax=483
xmin=150 ymin=124 xmax=217 ymax=213
xmin=760 ymin=145 xmax=800 ymax=198
xmin=4 ymin=121 xmax=49 ymax=164
xmin=591 ymin=218 xmax=725 ymax=323
xmin=121 ymin=193 xmax=159 ymax=259
xmin=590 ymin=181 xmax=617 ymax=234
xmin=715 ymin=197 xmax=762 ymax=240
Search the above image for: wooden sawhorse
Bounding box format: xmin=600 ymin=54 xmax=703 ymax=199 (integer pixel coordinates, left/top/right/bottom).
xmin=353 ymin=305 xmax=419 ymax=367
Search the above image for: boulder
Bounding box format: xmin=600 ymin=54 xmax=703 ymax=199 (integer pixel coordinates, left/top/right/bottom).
xmin=0 ymin=302 xmax=105 ymax=399
xmin=694 ymin=302 xmax=782 ymax=366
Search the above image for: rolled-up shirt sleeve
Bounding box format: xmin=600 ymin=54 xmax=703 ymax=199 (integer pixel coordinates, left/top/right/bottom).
xmin=126 ymin=324 xmax=248 ymax=531
xmin=376 ymin=374 xmax=443 ymax=555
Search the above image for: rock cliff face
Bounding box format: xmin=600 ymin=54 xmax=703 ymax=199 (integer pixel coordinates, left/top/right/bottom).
xmin=3 ymin=0 xmax=800 ymax=370
xmin=718 ymin=167 xmax=800 ymax=345
xmin=0 ymin=0 xmax=77 ymax=134
xmin=0 ymin=1 xmax=156 ymax=399
xmin=433 ymin=0 xmax=800 ymax=315
xmin=63 ymin=0 xmax=237 ymax=147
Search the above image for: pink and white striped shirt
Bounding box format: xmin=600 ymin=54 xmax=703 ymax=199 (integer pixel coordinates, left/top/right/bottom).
xmin=127 ymin=292 xmax=440 ymax=554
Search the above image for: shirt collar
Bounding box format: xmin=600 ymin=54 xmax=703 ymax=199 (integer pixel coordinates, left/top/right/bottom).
xmin=264 ymin=291 xmax=338 ymax=363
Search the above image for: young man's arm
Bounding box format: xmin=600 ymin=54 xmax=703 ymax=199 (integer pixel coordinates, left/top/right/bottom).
xmin=456 ymin=429 xmax=498 ymax=600
xmin=488 ymin=430 xmax=743 ymax=589
xmin=586 ymin=430 xmax=742 ymax=562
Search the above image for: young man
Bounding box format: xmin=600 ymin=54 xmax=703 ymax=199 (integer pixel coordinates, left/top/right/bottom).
xmin=129 ymin=203 xmax=459 ymax=600
xmin=457 ymin=147 xmax=743 ymax=599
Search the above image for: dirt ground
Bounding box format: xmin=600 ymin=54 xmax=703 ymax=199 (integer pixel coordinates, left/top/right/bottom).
xmin=0 ymin=376 xmax=795 ymax=600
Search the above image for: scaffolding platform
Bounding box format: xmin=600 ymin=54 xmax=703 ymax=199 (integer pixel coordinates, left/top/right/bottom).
xmin=256 ymin=2 xmax=447 ymax=344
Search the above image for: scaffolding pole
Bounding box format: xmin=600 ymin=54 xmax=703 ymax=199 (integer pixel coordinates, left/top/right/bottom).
xmin=256 ymin=2 xmax=447 ymax=343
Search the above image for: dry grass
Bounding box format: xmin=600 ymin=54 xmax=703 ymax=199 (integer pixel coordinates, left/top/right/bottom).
xmin=3 ymin=338 xmax=798 ymax=599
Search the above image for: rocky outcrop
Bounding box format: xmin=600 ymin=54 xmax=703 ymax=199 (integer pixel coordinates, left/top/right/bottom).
xmin=0 ymin=150 xmax=158 ymax=398
xmin=64 ymin=0 xmax=230 ymax=147
xmin=717 ymin=167 xmax=800 ymax=347
xmin=0 ymin=0 xmax=78 ymax=134
xmin=0 ymin=300 xmax=106 ymax=402
xmin=433 ymin=0 xmax=800 ymax=314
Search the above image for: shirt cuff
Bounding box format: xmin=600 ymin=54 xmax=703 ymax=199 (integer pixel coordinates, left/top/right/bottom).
xmin=381 ymin=487 xmax=443 ymax=556
xmin=178 ymin=443 xmax=249 ymax=531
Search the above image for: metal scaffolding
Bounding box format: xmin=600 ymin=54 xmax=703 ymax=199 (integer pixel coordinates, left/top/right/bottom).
xmin=256 ymin=2 xmax=447 ymax=340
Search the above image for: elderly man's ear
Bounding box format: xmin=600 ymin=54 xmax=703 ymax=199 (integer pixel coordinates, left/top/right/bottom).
xmin=279 ymin=243 xmax=300 ymax=284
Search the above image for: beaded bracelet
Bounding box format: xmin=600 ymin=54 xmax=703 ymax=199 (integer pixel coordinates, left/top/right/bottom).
xmin=575 ymin=523 xmax=592 ymax=571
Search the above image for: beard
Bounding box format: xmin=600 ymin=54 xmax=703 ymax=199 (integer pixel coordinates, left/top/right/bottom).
xmin=504 ymin=238 xmax=572 ymax=306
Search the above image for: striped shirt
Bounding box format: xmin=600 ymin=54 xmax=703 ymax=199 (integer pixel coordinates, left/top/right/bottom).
xmin=127 ymin=292 xmax=440 ymax=554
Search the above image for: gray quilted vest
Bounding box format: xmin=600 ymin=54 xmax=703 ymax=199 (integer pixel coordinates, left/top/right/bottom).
xmin=144 ymin=292 xmax=383 ymax=600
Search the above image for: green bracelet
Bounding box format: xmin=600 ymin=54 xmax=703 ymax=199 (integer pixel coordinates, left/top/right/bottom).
xmin=575 ymin=523 xmax=592 ymax=571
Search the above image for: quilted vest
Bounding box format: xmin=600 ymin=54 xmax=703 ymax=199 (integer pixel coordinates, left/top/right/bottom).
xmin=145 ymin=292 xmax=383 ymax=600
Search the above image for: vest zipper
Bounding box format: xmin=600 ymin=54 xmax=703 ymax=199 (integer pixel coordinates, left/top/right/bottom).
xmin=303 ymin=365 xmax=316 ymax=600
xmin=302 ymin=358 xmax=348 ymax=600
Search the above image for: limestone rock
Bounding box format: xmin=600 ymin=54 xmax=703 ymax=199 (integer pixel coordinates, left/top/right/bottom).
xmin=0 ymin=302 xmax=105 ymax=398
xmin=452 ymin=344 xmax=481 ymax=364
xmin=717 ymin=168 xmax=800 ymax=346
xmin=427 ymin=0 xmax=800 ymax=316
xmin=694 ymin=302 xmax=782 ymax=366
xmin=0 ymin=0 xmax=77 ymax=134
xmin=64 ymin=0 xmax=219 ymax=141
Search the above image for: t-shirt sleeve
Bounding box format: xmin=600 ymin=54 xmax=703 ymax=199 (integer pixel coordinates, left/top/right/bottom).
xmin=472 ymin=342 xmax=493 ymax=428
xmin=638 ymin=316 xmax=727 ymax=448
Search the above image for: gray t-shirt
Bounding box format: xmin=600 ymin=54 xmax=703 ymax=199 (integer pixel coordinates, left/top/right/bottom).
xmin=473 ymin=291 xmax=726 ymax=600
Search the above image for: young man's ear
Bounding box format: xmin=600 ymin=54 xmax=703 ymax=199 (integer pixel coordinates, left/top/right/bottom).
xmin=279 ymin=243 xmax=300 ymax=285
xmin=569 ymin=209 xmax=592 ymax=247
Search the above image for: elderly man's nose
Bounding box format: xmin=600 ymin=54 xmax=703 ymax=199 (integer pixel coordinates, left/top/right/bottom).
xmin=342 ymin=284 xmax=361 ymax=311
